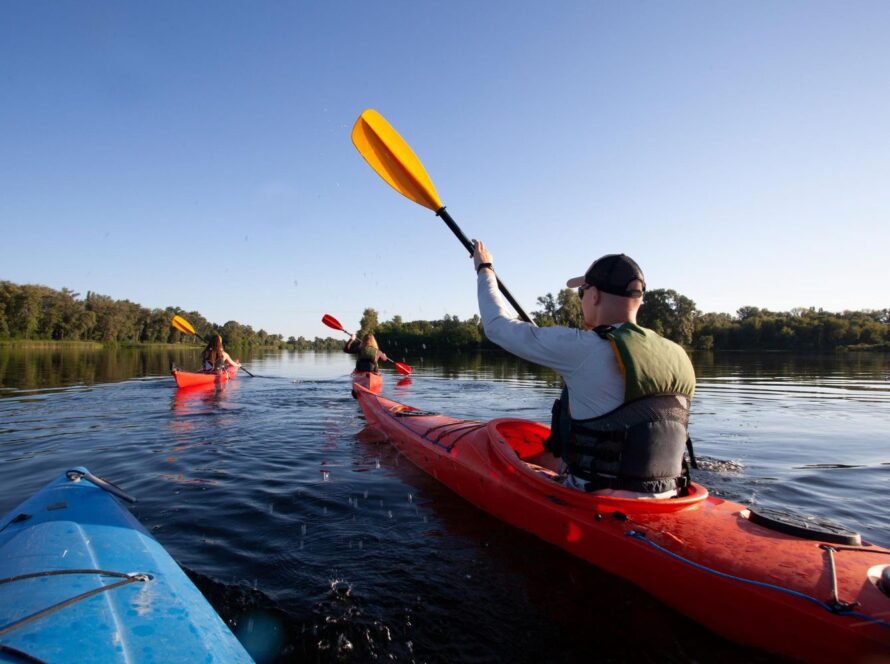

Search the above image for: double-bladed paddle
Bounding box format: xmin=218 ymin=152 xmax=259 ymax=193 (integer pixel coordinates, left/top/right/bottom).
xmin=322 ymin=314 xmax=413 ymax=375
xmin=170 ymin=315 xmax=255 ymax=377
xmin=351 ymin=109 xmax=534 ymax=325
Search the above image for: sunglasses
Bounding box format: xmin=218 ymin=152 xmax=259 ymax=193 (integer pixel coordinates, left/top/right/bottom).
xmin=577 ymin=284 xmax=592 ymax=299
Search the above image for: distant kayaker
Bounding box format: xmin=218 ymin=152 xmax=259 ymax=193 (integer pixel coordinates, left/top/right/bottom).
xmin=202 ymin=335 xmax=241 ymax=371
xmin=472 ymin=240 xmax=696 ymax=498
xmin=344 ymin=333 xmax=389 ymax=373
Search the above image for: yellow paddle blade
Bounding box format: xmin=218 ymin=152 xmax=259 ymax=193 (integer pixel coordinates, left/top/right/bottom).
xmin=171 ymin=315 xmax=196 ymax=336
xmin=352 ymin=109 xmax=443 ymax=211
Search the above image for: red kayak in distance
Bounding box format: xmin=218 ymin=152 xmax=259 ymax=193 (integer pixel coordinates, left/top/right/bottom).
xmin=172 ymin=364 xmax=239 ymax=389
xmin=351 ymin=383 xmax=890 ymax=663
xmin=351 ymin=370 xmax=383 ymax=395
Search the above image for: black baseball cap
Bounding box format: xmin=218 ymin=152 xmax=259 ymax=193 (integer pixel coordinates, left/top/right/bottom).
xmin=566 ymin=254 xmax=646 ymax=298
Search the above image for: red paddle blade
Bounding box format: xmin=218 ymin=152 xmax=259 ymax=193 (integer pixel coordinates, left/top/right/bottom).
xmin=393 ymin=361 xmax=412 ymax=375
xmin=322 ymin=314 xmax=346 ymax=332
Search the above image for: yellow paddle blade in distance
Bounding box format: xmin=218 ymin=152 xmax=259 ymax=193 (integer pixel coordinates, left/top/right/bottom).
xmin=171 ymin=315 xmax=196 ymax=336
xmin=352 ymin=109 xmax=443 ymax=211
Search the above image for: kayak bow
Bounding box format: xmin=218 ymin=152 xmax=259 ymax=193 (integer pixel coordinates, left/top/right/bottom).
xmin=351 ymin=383 xmax=890 ymax=663
xmin=351 ymin=370 xmax=383 ymax=395
xmin=0 ymin=468 xmax=252 ymax=663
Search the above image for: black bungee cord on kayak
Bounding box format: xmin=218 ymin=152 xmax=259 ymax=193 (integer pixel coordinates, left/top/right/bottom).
xmin=624 ymin=530 xmax=890 ymax=629
xmin=0 ymin=569 xmax=152 ymax=638
xmin=65 ymin=468 xmax=136 ymax=504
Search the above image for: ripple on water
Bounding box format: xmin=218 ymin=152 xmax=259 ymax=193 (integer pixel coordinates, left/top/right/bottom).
xmin=1 ymin=350 xmax=887 ymax=662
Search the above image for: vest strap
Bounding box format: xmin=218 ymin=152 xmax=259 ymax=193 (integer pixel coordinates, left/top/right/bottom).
xmin=685 ymin=436 xmax=698 ymax=470
xmin=583 ymin=473 xmax=690 ymax=494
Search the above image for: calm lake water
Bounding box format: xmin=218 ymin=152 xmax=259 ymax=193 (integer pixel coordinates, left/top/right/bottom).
xmin=1 ymin=346 xmax=888 ymax=663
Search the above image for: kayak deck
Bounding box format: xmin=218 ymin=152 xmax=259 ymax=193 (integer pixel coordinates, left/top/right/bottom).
xmin=0 ymin=468 xmax=251 ymax=663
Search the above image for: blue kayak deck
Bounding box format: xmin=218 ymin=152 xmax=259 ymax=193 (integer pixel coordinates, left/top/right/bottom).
xmin=0 ymin=469 xmax=252 ymax=663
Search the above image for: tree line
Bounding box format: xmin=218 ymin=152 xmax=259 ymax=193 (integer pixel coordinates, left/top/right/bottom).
xmin=3 ymin=279 xmax=886 ymax=353
xmin=0 ymin=281 xmax=283 ymax=348
xmin=355 ymin=289 xmax=890 ymax=353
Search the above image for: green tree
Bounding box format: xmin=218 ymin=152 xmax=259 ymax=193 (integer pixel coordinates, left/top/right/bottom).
xmin=221 ymin=321 xmax=244 ymax=347
xmin=637 ymin=289 xmax=699 ymax=346
xmin=533 ymin=293 xmax=557 ymax=326
xmin=555 ymin=288 xmax=583 ymax=328
xmin=359 ymin=308 xmax=379 ymax=337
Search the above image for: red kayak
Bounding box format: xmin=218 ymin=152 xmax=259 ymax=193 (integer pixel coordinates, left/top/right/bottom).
xmin=172 ymin=364 xmax=238 ymax=389
xmin=351 ymin=370 xmax=383 ymax=395
xmin=352 ymin=383 xmax=890 ymax=663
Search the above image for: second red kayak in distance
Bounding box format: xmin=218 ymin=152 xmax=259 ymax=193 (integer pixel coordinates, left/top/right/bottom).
xmin=351 ymin=370 xmax=382 ymax=395
xmin=172 ymin=364 xmax=238 ymax=389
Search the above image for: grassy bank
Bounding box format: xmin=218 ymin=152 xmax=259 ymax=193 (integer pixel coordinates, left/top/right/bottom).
xmin=0 ymin=340 xmax=202 ymax=350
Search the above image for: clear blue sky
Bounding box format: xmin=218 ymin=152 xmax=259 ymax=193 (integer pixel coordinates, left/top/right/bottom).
xmin=2 ymin=1 xmax=888 ymax=339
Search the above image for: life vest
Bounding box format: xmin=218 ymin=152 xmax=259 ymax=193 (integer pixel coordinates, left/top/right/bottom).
xmin=202 ymin=346 xmax=223 ymax=371
xmin=355 ymin=345 xmax=380 ymax=372
xmin=546 ymin=323 xmax=697 ymax=494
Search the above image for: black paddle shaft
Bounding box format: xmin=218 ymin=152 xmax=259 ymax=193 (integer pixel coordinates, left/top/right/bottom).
xmin=435 ymin=207 xmax=535 ymax=325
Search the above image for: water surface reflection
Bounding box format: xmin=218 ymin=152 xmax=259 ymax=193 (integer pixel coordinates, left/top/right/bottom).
xmin=0 ymin=348 xmax=887 ymax=662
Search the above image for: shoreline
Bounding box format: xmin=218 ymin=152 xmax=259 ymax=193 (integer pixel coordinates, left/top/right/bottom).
xmin=0 ymin=340 xmax=203 ymax=350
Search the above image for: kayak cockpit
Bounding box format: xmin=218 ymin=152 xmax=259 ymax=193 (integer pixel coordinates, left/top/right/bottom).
xmin=488 ymin=419 xmax=709 ymax=512
xmin=493 ymin=419 xmax=554 ymax=461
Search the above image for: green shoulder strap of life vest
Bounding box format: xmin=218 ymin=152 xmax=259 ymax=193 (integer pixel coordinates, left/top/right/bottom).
xmin=605 ymin=323 xmax=696 ymax=402
xmin=358 ymin=346 xmax=378 ymax=362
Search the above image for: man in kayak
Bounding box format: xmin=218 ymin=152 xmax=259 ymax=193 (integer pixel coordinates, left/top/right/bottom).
xmin=472 ymin=240 xmax=696 ymax=498
xmin=344 ymin=333 xmax=389 ymax=373
xmin=202 ymin=335 xmax=241 ymax=371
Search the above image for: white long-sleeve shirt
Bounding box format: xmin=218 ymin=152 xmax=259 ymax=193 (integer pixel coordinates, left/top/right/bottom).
xmin=477 ymin=270 xmax=624 ymax=419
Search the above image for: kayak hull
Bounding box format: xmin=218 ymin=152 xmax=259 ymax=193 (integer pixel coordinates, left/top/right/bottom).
xmin=173 ymin=364 xmax=238 ymax=388
xmin=351 ymin=370 xmax=383 ymax=394
xmin=0 ymin=468 xmax=252 ymax=663
xmin=352 ymin=384 xmax=890 ymax=663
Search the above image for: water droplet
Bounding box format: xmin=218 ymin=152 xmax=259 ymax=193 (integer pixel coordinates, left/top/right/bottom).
xmin=337 ymin=634 xmax=353 ymax=653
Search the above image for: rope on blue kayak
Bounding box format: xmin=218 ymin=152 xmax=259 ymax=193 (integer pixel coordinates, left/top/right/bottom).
xmin=0 ymin=568 xmax=145 ymax=586
xmin=0 ymin=571 xmax=150 ymax=637
xmin=66 ymin=469 xmax=136 ymax=504
xmin=625 ymin=530 xmax=890 ymax=630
